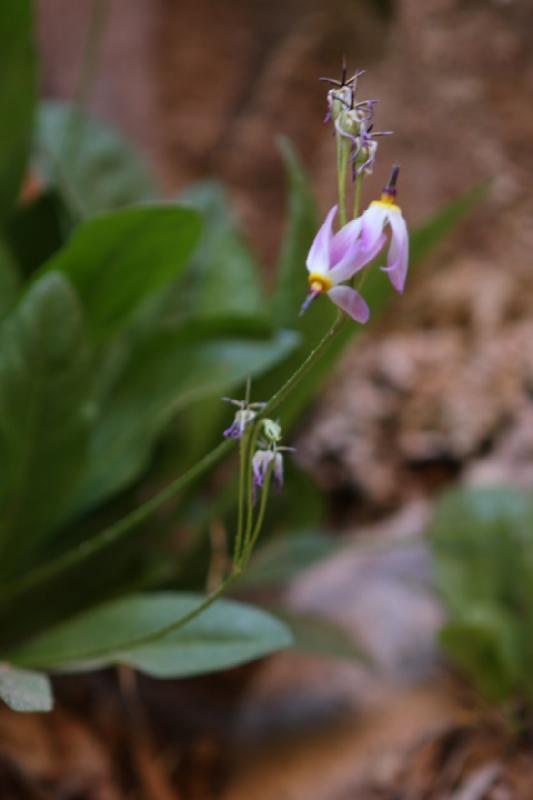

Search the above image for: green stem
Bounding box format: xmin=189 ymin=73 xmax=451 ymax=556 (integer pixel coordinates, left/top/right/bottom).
xmin=0 ymin=315 xmax=346 ymax=607
xmin=234 ymin=430 xmax=251 ymax=564
xmin=0 ymin=438 xmax=233 ymax=606
xmin=241 ymin=422 xmax=262 ymax=567
xmin=336 ymin=134 xmax=350 ymax=227
xmin=353 ymin=171 xmax=363 ymax=219
xmin=13 ymin=572 xmax=240 ymax=666
xmin=260 ymin=311 xmax=345 ymax=419
xmin=242 ymin=466 xmax=273 ymax=567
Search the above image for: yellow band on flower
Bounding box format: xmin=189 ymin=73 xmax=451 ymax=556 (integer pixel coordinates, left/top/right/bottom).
xmin=308 ymin=273 xmax=333 ymax=293
xmin=372 ymin=195 xmax=401 ymax=213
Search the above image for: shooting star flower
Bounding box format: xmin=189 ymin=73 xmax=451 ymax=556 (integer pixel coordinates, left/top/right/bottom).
xmin=360 ymin=165 xmax=409 ymax=293
xmin=302 ymin=205 xmax=385 ymax=321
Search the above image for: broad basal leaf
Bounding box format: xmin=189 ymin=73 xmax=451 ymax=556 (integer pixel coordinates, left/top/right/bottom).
xmin=69 ymin=323 xmax=298 ymax=514
xmin=36 ymin=101 xmax=158 ymax=217
xmin=0 ymin=272 xmax=93 ymax=577
xmin=39 ymin=206 xmax=202 ymax=341
xmin=171 ymin=180 xmax=264 ymax=320
xmin=9 ymin=592 xmax=292 ymax=677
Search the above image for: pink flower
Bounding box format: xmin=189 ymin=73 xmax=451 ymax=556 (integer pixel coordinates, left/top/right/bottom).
xmin=360 ymin=166 xmax=409 ymax=293
xmin=303 ymin=205 xmax=384 ymax=322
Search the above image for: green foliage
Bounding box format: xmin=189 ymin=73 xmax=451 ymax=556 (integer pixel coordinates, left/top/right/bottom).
xmin=0 ymin=273 xmax=93 ymax=578
xmin=0 ymin=0 xmax=37 ymax=222
xmin=431 ymin=486 xmax=533 ymax=704
xmin=239 ymin=530 xmax=337 ymax=588
xmin=70 ymin=324 xmax=297 ymax=515
xmin=8 ymin=592 xmax=291 ymax=678
xmin=179 ymin=181 xmax=264 ymax=319
xmin=273 ymin=607 xmax=369 ymax=664
xmin=36 ymin=101 xmax=157 ymax=218
xmin=0 ymin=238 xmax=21 ymax=318
xmin=40 ymin=205 xmax=202 ymax=342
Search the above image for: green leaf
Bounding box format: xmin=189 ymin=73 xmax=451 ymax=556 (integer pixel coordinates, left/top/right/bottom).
xmin=39 ymin=206 xmax=202 ymax=341
xmin=9 ymin=592 xmax=292 ymax=677
xmin=440 ymin=606 xmax=524 ymax=703
xmin=69 ymin=323 xmax=299 ymax=514
xmin=174 ymin=181 xmax=264 ymax=319
xmin=239 ymin=531 xmax=337 ymax=588
xmin=0 ymin=272 xmax=93 ymax=577
xmin=35 ymin=101 xmax=158 ymax=217
xmin=272 ymin=607 xmax=369 ymax=663
xmin=271 ymin=138 xmax=318 ymax=326
xmin=5 ymin=190 xmax=67 ymax=278
xmin=0 ymin=238 xmax=21 ymax=318
xmin=0 ymin=0 xmax=37 ymax=221
xmin=430 ymin=485 xmax=533 ymax=617
xmin=0 ymin=664 xmax=53 ymax=712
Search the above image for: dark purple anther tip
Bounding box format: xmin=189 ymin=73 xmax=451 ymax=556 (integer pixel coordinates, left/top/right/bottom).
xmin=384 ymin=164 xmax=400 ymax=197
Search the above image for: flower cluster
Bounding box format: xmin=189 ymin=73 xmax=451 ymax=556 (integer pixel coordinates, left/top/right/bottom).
xmin=303 ymin=64 xmax=409 ymax=322
xmin=303 ymin=165 xmax=408 ymax=319
xmin=323 ymin=65 xmax=392 ymax=177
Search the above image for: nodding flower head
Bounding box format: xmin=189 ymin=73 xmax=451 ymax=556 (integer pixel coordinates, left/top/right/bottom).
xmin=302 ymin=205 xmax=385 ymax=322
xmin=360 ymin=165 xmax=409 ymax=293
xmin=252 ymin=443 xmax=295 ymax=500
xmin=222 ymin=397 xmax=266 ymax=439
xmin=252 ymin=449 xmax=283 ymax=495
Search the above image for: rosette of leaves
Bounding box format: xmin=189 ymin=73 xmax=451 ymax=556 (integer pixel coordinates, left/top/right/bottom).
xmin=431 ymin=486 xmax=533 ymax=705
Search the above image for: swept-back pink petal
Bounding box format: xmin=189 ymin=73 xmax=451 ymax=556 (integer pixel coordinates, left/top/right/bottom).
xmin=362 ymin=230 xmax=387 ymax=263
xmin=327 ymin=285 xmax=370 ymax=323
xmin=306 ymin=205 xmax=337 ymax=275
xmin=328 ymin=218 xmax=368 ymax=283
xmin=382 ymin=209 xmax=409 ymax=292
xmin=329 ymin=218 xmax=362 ymax=266
xmin=360 ymin=204 xmax=386 ymax=254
